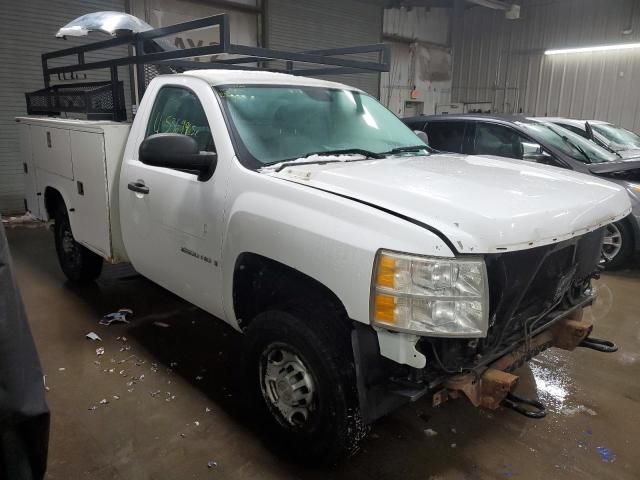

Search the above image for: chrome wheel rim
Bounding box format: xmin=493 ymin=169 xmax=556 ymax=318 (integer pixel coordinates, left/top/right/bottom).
xmin=259 ymin=343 xmax=315 ymax=428
xmin=602 ymin=224 xmax=622 ymax=262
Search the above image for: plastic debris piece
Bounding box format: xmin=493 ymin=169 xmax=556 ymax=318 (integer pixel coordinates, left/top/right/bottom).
xmin=43 ymin=375 xmax=50 ymax=392
xmin=88 ymin=405 xmax=97 ymax=411
xmin=205 ymin=407 xmax=211 ymax=413
xmin=99 ymin=308 xmax=133 ymax=326
xmin=195 ymin=375 xmax=203 ymax=381
xmin=99 ymin=398 xmax=109 ymax=405
xmin=113 ymin=395 xmax=120 ymax=400
xmin=58 ymin=367 xmax=65 ymax=372
xmin=424 ymin=428 xmax=438 ymax=437
xmin=153 ymin=321 xmax=170 ymax=328
xmin=96 ymin=347 xmax=105 ymax=356
xmin=596 ymin=446 xmax=615 ymax=463
xmin=194 ymin=421 xmax=200 ymax=426
xmin=127 ymin=388 xmax=134 ymax=393
xmin=207 ymin=461 xmax=217 ymax=469
xmin=150 ymin=390 xmax=161 ymax=397
xmin=86 ymin=332 xmax=102 ymax=341
xmin=451 ymin=427 xmax=457 ymax=434
xmin=180 ymin=433 xmax=186 ymax=438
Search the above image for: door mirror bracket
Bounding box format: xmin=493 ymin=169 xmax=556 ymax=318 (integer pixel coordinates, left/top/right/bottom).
xmin=139 ymin=133 xmax=217 ymax=181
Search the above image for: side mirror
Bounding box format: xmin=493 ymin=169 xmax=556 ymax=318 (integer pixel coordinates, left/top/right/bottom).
xmin=522 ymin=152 xmax=551 ymax=164
xmin=139 ymin=133 xmax=217 ymax=180
xmin=414 ymin=130 xmax=429 ymax=145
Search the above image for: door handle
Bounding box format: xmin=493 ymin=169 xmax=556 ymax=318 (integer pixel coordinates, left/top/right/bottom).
xmin=128 ymin=181 xmax=150 ymax=195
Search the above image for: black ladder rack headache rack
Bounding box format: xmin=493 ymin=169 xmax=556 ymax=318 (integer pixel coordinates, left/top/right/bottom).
xmin=26 ymin=13 xmax=390 ymax=122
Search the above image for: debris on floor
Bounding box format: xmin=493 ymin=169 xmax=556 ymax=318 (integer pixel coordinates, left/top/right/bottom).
xmin=596 ymin=446 xmax=615 ymax=463
xmin=207 ymin=460 xmax=217 ymax=469
xmin=99 ymin=308 xmax=133 ymax=326
xmin=153 ymin=321 xmax=170 ymax=328
xmin=424 ymin=428 xmax=438 ymax=437
xmin=85 ymin=332 xmax=102 ymax=341
xmin=99 ymin=398 xmax=109 ymax=405
xmin=96 ymin=347 xmax=105 ymax=356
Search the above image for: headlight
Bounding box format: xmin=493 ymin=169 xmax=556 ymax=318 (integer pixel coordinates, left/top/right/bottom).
xmin=371 ymin=250 xmax=489 ymax=337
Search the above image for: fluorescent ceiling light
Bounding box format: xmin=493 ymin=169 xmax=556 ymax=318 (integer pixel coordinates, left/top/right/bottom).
xmin=545 ymin=43 xmax=640 ymax=55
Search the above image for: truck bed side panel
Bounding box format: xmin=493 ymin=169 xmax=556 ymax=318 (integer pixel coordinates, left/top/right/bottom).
xmin=69 ymin=131 xmax=111 ymax=257
xmin=18 ymin=124 xmax=40 ymax=218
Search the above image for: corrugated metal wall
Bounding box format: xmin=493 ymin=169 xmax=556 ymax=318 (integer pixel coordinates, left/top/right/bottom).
xmin=0 ymin=0 xmax=128 ymax=215
xmin=266 ymin=0 xmax=383 ymax=96
xmin=451 ymin=0 xmax=640 ymax=130
xmin=381 ymin=7 xmax=452 ymax=116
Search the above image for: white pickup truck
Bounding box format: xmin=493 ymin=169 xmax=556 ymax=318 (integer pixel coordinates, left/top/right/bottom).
xmin=18 ymin=70 xmax=631 ymax=462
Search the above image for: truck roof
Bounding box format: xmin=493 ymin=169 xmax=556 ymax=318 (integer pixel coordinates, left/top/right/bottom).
xmin=182 ymin=69 xmax=361 ymax=91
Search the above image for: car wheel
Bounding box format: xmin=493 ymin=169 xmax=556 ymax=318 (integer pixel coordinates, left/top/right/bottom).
xmin=602 ymin=221 xmax=633 ymax=269
xmin=53 ymin=202 xmax=103 ymax=282
xmin=243 ymin=308 xmax=367 ymax=464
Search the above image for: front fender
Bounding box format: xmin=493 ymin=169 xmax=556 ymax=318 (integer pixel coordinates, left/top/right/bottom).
xmin=221 ymin=174 xmax=454 ymax=327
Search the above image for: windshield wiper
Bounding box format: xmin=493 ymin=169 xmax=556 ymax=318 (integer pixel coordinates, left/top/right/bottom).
xmin=302 ymin=148 xmax=385 ymax=159
xmin=268 ymin=149 xmax=384 ymax=173
xmin=382 ymin=145 xmax=430 ymax=155
xmin=561 ymin=135 xmax=591 ymax=163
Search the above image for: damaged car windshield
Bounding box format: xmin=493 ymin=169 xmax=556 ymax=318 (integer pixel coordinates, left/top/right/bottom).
xmin=591 ymin=123 xmax=640 ymax=150
xmin=519 ymin=122 xmax=618 ymax=164
xmin=216 ymin=85 xmax=431 ymax=167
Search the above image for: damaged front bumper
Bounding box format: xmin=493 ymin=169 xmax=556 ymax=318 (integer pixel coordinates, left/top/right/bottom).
xmin=352 ymin=298 xmax=617 ymax=424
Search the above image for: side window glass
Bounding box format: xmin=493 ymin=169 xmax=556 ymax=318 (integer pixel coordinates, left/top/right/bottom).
xmin=424 ymin=122 xmax=466 ymax=153
xmin=474 ymin=123 xmax=525 ymax=159
xmin=146 ymin=87 xmax=215 ymax=152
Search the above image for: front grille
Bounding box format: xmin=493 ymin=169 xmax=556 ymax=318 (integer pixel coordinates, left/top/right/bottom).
xmin=417 ymin=227 xmax=604 ymax=375
xmin=482 ymin=228 xmax=603 ymax=354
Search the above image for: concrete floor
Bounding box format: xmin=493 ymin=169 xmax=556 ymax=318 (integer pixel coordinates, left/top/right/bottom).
xmin=6 ymin=224 xmax=640 ymax=480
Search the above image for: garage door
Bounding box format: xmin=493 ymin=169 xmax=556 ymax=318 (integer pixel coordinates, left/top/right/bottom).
xmin=267 ymin=0 xmax=383 ymax=96
xmin=0 ymin=0 xmax=128 ymax=215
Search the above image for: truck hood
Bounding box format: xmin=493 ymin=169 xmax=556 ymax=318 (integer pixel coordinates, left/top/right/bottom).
xmin=268 ymin=153 xmax=631 ymax=253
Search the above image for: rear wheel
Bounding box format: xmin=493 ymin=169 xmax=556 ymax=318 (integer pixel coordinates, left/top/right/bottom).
xmin=602 ymin=221 xmax=633 ymax=269
xmin=53 ymin=203 xmax=103 ymax=282
xmin=243 ymin=308 xmax=367 ymax=464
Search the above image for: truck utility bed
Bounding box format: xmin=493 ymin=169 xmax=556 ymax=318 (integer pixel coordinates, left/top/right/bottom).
xmin=16 ymin=116 xmax=130 ymax=261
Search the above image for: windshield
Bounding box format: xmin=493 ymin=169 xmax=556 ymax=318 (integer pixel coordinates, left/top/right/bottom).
xmin=518 ymin=122 xmax=618 ymax=163
xmin=591 ymin=123 xmax=640 ymax=150
xmin=217 ymin=85 xmax=430 ymax=167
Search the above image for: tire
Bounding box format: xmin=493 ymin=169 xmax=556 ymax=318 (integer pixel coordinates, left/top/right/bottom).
xmin=602 ymin=220 xmax=633 ymax=269
xmin=243 ymin=308 xmax=367 ymax=464
xmin=53 ymin=202 xmax=103 ymax=282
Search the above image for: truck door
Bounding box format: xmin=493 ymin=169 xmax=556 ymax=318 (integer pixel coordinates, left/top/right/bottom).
xmin=119 ymin=83 xmax=227 ymax=319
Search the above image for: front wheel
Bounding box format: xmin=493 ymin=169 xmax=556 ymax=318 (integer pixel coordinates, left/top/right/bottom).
xmin=602 ymin=221 xmax=633 ymax=269
xmin=53 ymin=203 xmax=103 ymax=282
xmin=243 ymin=309 xmax=367 ymax=464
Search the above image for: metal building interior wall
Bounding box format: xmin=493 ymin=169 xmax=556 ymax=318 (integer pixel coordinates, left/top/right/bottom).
xmin=381 ymin=6 xmax=452 ymax=116
xmin=451 ymin=0 xmax=640 ymax=130
xmin=0 ymin=0 xmax=129 ymax=215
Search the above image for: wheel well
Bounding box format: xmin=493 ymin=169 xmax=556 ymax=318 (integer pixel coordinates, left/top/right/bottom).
xmin=44 ymin=187 xmax=64 ymax=220
xmin=232 ymin=253 xmax=349 ymax=331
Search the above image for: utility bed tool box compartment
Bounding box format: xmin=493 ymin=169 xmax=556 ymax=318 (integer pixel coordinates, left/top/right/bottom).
xmin=16 ymin=116 xmax=131 ymax=261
